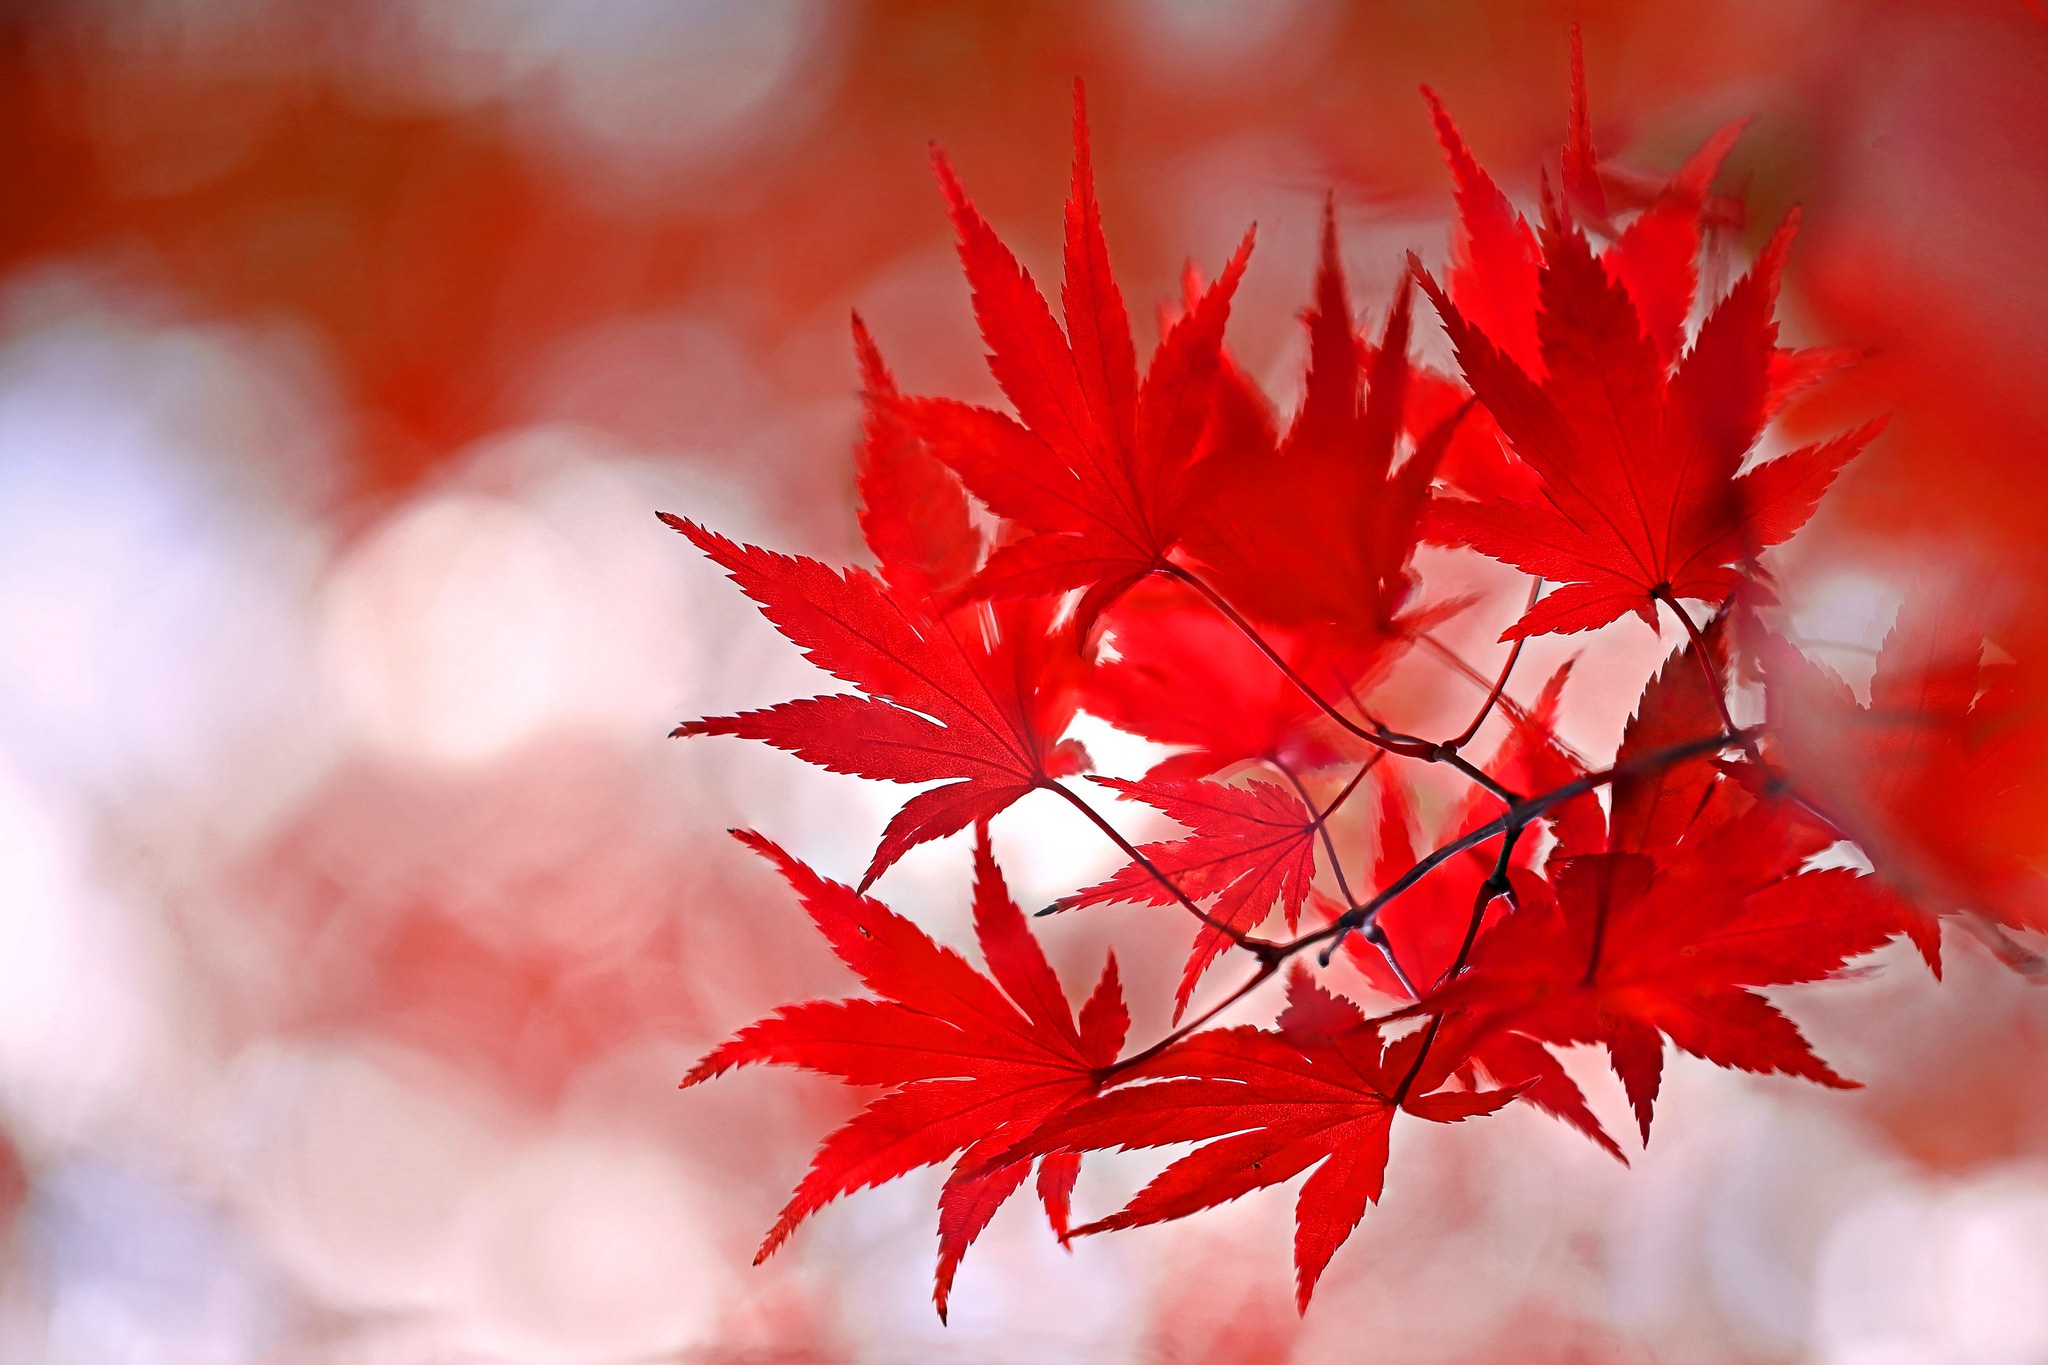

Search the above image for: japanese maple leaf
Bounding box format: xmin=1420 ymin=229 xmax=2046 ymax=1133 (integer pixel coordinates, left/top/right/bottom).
xmin=663 ymin=517 xmax=1090 ymax=887
xmin=1763 ymin=587 xmax=2048 ymax=946
xmin=1417 ymin=205 xmax=1885 ymax=640
xmin=1057 ymin=775 xmax=1321 ymax=1016
xmin=901 ymin=86 xmax=1255 ymax=630
xmin=1429 ymin=799 xmax=1908 ymax=1141
xmin=1424 ymin=46 xmax=1839 ymax=391
xmin=682 ymin=827 xmax=1127 ymax=1320
xmin=1184 ymin=207 xmax=1460 ymax=645
xmin=1019 ymin=968 xmax=1516 ymax=1310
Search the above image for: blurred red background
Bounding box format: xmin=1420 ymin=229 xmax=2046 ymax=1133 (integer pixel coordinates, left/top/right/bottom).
xmin=3 ymin=2 xmax=2047 ymax=1361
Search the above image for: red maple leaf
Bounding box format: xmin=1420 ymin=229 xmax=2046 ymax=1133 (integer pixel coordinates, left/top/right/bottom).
xmin=661 ymin=45 xmax=1954 ymax=1323
xmin=683 ymin=827 xmax=1127 ymax=1320
xmin=1184 ymin=207 xmax=1459 ymax=645
xmin=1763 ymin=586 xmax=2048 ymax=947
xmin=1417 ymin=208 xmax=1884 ymax=639
xmin=1415 ymin=62 xmax=1885 ymax=641
xmin=897 ymin=87 xmax=1256 ymax=631
xmin=1424 ymin=43 xmax=1836 ymax=392
xmin=663 ymin=517 xmax=1090 ymax=887
xmin=1429 ymin=798 xmax=1908 ymax=1141
xmin=1058 ymin=775 xmax=1322 ymax=1015
xmin=1019 ymin=968 xmax=1516 ymax=1310
xmin=1606 ymin=614 xmax=1737 ymax=855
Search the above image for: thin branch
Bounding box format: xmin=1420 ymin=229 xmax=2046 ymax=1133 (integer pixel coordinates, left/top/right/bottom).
xmin=1055 ymin=726 xmax=1764 ymax=1081
xmin=1440 ymin=749 xmax=1522 ymax=806
xmin=1160 ymin=563 xmax=1523 ymax=806
xmin=1413 ymin=629 xmax=1592 ymax=767
xmin=1307 ymin=725 xmax=1764 ymax=963
xmin=1272 ymin=755 xmax=1418 ymax=997
xmin=1272 ymin=757 xmax=1372 ymax=913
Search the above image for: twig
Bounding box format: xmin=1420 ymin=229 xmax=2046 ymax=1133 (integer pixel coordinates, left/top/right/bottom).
xmin=1099 ymin=960 xmax=1279 ymax=1080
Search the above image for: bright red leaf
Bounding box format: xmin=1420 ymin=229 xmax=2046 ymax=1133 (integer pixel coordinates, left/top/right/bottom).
xmin=1418 ymin=209 xmax=1883 ymax=639
xmin=1184 ymin=207 xmax=1457 ymax=646
xmin=1337 ymin=680 xmax=1621 ymax=1160
xmin=1020 ymin=968 xmax=1516 ymax=1310
xmin=1430 ymin=800 xmax=1908 ymax=1140
xmin=664 ymin=517 xmax=1090 ymax=888
xmin=682 ymin=827 xmax=1127 ymax=1320
xmin=899 ymin=87 xmax=1256 ymax=631
xmin=662 ymin=47 xmax=1960 ymax=1324
xmin=851 ymin=314 xmax=979 ymax=605
xmin=1082 ymin=584 xmax=1359 ymax=782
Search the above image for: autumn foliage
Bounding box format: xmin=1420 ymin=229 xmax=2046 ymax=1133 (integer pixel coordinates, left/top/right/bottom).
xmin=666 ymin=45 xmax=2043 ymax=1318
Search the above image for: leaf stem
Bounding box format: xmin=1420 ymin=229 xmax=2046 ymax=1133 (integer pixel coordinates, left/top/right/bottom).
xmin=1271 ymin=755 xmax=1419 ymax=997
xmin=1272 ymin=756 xmax=1373 ymax=914
xmin=1063 ymin=727 xmax=1762 ymax=1086
xmin=1307 ymin=725 xmax=1762 ymax=964
xmin=1412 ymin=630 xmax=1589 ymax=767
xmin=1162 ymin=565 xmax=1450 ymax=748
xmin=1653 ymin=588 xmax=1762 ymax=767
xmin=1443 ymin=578 xmax=1543 ymax=752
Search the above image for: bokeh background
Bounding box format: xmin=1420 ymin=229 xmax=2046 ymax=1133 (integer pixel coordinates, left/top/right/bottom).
xmin=4 ymin=1 xmax=2048 ymax=1361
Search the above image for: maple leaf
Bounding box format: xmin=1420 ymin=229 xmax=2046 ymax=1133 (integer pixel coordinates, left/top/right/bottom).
xmin=1558 ymin=28 xmax=1751 ymax=369
xmin=1058 ymin=775 xmax=1322 ymax=1016
xmin=1429 ymin=799 xmax=1908 ymax=1141
xmin=1019 ymin=968 xmax=1516 ymax=1310
xmin=683 ymin=827 xmax=1127 ymax=1321
xmin=1414 ymin=60 xmax=1888 ymax=642
xmin=1417 ymin=206 xmax=1885 ymax=640
xmin=900 ymin=86 xmax=1256 ymax=631
xmin=663 ymin=517 xmax=1090 ymax=887
xmin=1184 ymin=206 xmax=1459 ymax=644
xmin=1422 ymin=44 xmax=1745 ymax=380
xmin=1763 ymin=587 xmax=2048 ymax=949
xmin=1420 ymin=85 xmax=1545 ymax=379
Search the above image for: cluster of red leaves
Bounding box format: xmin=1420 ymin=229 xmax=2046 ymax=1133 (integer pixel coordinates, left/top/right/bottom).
xmin=667 ymin=47 xmax=2040 ymax=1318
